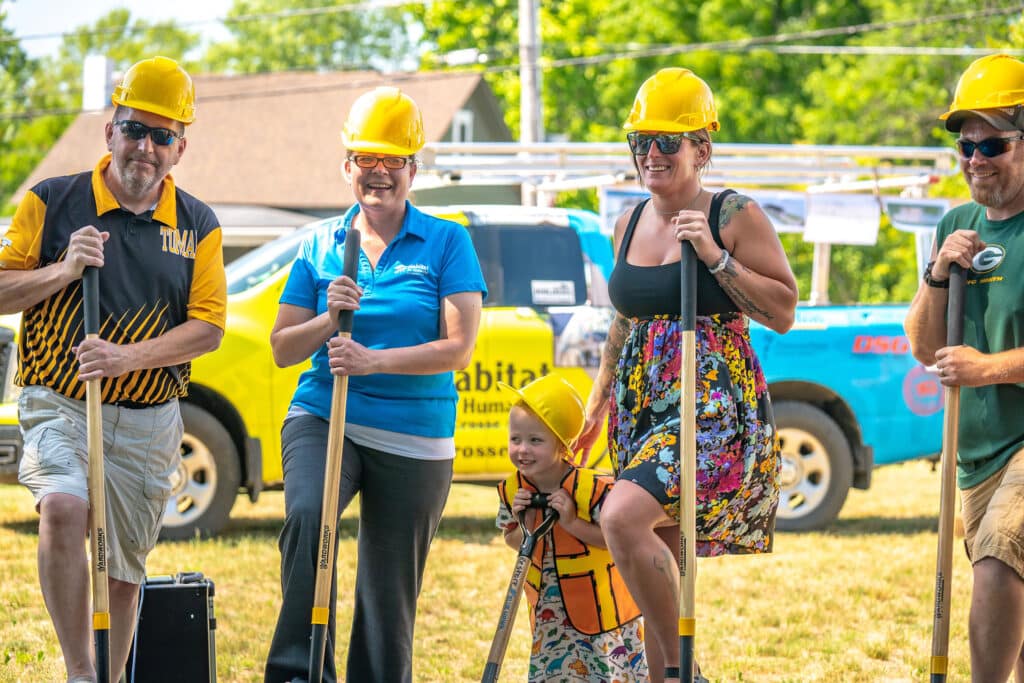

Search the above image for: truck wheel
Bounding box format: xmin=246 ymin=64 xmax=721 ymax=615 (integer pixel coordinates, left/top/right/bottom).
xmin=159 ymin=402 xmax=240 ymax=540
xmin=773 ymin=400 xmax=853 ymax=532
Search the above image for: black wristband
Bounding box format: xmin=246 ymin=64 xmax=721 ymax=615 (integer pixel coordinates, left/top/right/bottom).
xmin=923 ymin=261 xmax=950 ymax=289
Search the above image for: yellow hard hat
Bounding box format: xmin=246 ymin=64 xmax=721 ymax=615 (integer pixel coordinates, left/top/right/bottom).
xmin=341 ymin=87 xmax=425 ymax=156
xmin=111 ymin=56 xmax=196 ymax=124
xmin=624 ymin=67 xmax=720 ymax=133
xmin=940 ymin=54 xmax=1024 ymax=132
xmin=499 ymin=375 xmax=585 ymax=451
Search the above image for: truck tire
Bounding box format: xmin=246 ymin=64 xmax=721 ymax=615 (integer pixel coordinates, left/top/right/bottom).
xmin=159 ymin=402 xmax=240 ymax=540
xmin=773 ymin=400 xmax=853 ymax=532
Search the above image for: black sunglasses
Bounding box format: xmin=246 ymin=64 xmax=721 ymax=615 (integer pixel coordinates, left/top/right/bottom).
xmin=113 ymin=119 xmax=183 ymax=146
xmin=956 ymin=134 xmax=1024 ymax=159
xmin=626 ymin=131 xmax=703 ymax=156
xmin=349 ymin=154 xmax=412 ymax=170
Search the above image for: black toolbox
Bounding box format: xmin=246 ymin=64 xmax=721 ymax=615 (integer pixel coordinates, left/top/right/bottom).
xmin=126 ymin=572 xmax=217 ymax=682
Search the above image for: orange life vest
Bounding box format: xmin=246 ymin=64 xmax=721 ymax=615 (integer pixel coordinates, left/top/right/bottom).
xmin=498 ymin=467 xmax=642 ymax=635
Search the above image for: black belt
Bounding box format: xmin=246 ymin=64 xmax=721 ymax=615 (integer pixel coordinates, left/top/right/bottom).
xmin=113 ymin=398 xmax=172 ymax=410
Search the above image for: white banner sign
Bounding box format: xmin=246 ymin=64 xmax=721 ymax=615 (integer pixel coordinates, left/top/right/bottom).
xmin=803 ymin=193 xmax=881 ymax=245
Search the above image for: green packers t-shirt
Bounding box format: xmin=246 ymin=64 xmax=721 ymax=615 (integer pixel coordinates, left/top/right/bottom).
xmin=936 ymin=202 xmax=1024 ymax=488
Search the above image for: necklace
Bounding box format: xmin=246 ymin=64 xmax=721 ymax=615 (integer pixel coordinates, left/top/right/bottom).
xmin=652 ymin=187 xmax=703 ymax=216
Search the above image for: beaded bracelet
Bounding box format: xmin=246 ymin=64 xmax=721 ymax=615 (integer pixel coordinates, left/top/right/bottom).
xmin=708 ymin=249 xmax=730 ymax=275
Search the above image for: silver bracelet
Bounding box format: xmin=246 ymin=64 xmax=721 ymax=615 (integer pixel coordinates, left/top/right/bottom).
xmin=708 ymin=249 xmax=730 ymax=275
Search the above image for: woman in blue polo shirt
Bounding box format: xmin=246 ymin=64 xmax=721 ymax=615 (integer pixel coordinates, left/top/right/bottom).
xmin=263 ymin=87 xmax=486 ymax=683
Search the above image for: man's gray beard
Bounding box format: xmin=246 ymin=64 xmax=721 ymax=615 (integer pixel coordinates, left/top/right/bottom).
xmin=121 ymin=165 xmax=158 ymax=198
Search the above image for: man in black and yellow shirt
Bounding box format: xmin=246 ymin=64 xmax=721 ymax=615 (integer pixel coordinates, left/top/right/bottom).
xmin=0 ymin=56 xmax=225 ymax=682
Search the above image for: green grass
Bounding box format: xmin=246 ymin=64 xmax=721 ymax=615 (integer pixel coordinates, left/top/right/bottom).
xmin=0 ymin=459 xmax=973 ymax=682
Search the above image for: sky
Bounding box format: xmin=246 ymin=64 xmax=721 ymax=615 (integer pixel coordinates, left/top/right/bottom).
xmin=3 ymin=0 xmax=234 ymax=59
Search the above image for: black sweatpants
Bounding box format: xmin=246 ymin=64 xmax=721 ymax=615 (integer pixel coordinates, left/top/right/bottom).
xmin=264 ymin=414 xmax=453 ymax=683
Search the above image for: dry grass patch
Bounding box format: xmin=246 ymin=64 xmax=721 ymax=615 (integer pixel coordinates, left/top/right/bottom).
xmin=0 ymin=459 xmax=973 ymax=681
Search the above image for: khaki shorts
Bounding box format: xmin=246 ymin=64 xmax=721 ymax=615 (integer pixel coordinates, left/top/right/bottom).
xmin=961 ymin=446 xmax=1024 ymax=579
xmin=17 ymin=385 xmax=183 ymax=584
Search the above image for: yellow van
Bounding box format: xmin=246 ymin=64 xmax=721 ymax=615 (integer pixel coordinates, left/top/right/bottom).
xmin=160 ymin=205 xmax=614 ymax=538
xmin=0 ymin=315 xmax=19 ymax=482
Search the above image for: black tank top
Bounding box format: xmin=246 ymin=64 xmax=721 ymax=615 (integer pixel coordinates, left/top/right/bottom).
xmin=608 ymin=190 xmax=739 ymax=318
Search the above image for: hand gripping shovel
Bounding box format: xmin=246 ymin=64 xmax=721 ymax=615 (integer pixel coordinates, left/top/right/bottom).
xmin=308 ymin=228 xmax=361 ymax=682
xmin=929 ymin=263 xmax=966 ymax=682
xmin=481 ymin=493 xmax=559 ymax=682
xmin=83 ymin=266 xmax=111 ymax=683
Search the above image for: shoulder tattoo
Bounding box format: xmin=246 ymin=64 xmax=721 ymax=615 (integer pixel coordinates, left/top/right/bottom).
xmin=719 ymin=194 xmax=753 ymax=230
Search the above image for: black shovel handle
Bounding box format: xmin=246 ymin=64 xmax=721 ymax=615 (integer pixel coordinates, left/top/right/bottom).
xmin=338 ymin=229 xmax=361 ymax=334
xmin=946 ymin=264 xmax=965 ymax=347
xmin=83 ymin=267 xmax=100 ymax=335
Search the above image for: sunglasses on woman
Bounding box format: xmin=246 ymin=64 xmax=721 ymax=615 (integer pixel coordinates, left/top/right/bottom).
xmin=626 ymin=131 xmax=704 ymax=156
xmin=956 ymin=134 xmax=1024 ymax=159
xmin=113 ymin=120 xmax=183 ymax=146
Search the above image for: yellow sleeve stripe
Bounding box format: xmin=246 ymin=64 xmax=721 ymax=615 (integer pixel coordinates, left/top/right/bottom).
xmin=188 ymin=227 xmax=227 ymax=330
xmin=1 ymin=191 xmax=46 ymax=270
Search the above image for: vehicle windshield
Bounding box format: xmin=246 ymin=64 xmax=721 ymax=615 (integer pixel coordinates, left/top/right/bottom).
xmin=224 ymin=215 xmax=608 ymax=303
xmin=226 ymin=226 xmax=312 ymax=295
xmin=469 ymin=224 xmax=587 ymax=307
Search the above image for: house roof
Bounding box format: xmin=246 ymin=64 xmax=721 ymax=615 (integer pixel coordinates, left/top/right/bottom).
xmin=14 ymin=70 xmax=508 ymax=211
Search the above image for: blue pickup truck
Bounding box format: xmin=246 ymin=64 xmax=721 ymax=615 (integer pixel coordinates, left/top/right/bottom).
xmin=0 ymin=205 xmax=943 ymax=535
xmin=751 ymin=305 xmax=942 ymax=529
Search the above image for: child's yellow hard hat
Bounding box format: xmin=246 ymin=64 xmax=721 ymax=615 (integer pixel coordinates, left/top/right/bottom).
xmin=499 ymin=375 xmax=585 ymax=451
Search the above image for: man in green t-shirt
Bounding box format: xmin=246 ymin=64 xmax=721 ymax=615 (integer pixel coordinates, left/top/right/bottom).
xmin=906 ymin=53 xmax=1024 ymax=681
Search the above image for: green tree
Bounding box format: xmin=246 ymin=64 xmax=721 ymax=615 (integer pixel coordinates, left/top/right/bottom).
xmin=36 ymin=9 xmax=199 ymax=111
xmin=0 ymin=10 xmax=69 ymax=212
xmin=798 ymin=1 xmax=1022 ymax=146
xmin=421 ymin=0 xmax=873 ymax=143
xmin=1 ymin=9 xmax=199 ymax=209
xmin=420 ymin=0 xmax=704 ymax=142
xmin=201 ymin=0 xmax=419 ymax=73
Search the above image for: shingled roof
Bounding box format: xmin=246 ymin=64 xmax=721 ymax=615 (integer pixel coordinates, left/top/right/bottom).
xmin=14 ymin=70 xmax=511 ymax=211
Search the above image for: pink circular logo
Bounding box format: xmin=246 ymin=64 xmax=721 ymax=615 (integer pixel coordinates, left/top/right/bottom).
xmin=903 ymin=364 xmax=944 ymax=416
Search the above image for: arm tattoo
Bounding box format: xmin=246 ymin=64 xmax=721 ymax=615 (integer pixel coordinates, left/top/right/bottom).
xmin=714 ymin=193 xmax=774 ymax=321
xmin=716 ymin=252 xmax=774 ymax=320
xmin=596 ymin=314 xmax=630 ymax=399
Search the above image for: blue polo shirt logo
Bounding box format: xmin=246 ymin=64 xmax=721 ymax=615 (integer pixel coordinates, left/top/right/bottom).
xmin=280 ymin=202 xmax=487 ymax=438
xmin=395 ymin=263 xmax=430 ymax=275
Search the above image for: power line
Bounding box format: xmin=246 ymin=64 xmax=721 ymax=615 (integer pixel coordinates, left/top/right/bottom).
xmin=2 ymin=4 xmax=1021 ymax=122
xmin=1 ymin=0 xmax=428 ymax=46
xmin=534 ymin=5 xmax=1024 ymax=69
xmin=775 ymin=45 xmax=1024 ymax=56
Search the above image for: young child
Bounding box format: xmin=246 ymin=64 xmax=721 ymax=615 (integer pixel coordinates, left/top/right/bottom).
xmin=496 ymin=375 xmax=647 ymax=682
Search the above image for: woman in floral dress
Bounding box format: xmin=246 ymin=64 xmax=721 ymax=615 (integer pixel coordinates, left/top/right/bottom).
xmin=578 ymin=67 xmax=798 ymax=683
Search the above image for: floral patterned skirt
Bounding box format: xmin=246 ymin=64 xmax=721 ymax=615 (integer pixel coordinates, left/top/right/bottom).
xmin=609 ymin=313 xmax=780 ymax=556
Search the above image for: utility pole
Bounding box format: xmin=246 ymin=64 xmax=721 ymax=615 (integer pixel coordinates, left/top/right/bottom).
xmin=518 ymin=0 xmax=542 ymax=144
xmin=518 ymin=0 xmax=542 ymax=205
